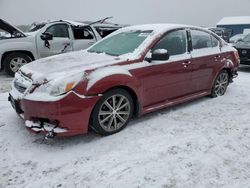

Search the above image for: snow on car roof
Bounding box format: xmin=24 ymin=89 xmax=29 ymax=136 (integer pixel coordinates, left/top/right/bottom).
xmin=116 ymin=23 xmax=208 ymax=35
xmin=119 ymin=23 xmax=188 ymax=33
xmin=217 ymin=16 xmax=250 ymax=25
xmin=33 ymin=20 xmax=87 ymax=27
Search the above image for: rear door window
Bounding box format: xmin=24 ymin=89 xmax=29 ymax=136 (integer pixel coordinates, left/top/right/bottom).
xmin=191 ymin=29 xmax=221 ymax=56
xmin=72 ymin=27 xmax=95 ymax=40
xmin=191 ymin=30 xmax=212 ymax=50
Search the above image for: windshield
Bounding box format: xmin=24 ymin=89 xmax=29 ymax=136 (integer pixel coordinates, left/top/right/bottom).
xmin=243 ymin=34 xmax=250 ymax=43
xmin=28 ymin=23 xmax=46 ymax=32
xmin=88 ymin=30 xmax=152 ymax=56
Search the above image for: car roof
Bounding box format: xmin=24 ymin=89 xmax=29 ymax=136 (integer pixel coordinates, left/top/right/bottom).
xmin=118 ymin=23 xmax=208 ymax=34
xmin=31 ymin=20 xmax=87 ymax=27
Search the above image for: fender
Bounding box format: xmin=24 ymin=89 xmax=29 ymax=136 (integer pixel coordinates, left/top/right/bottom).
xmin=209 ymin=58 xmax=235 ymax=90
xmin=0 ymin=37 xmax=38 ymax=69
xmin=84 ymin=66 xmax=143 ymax=100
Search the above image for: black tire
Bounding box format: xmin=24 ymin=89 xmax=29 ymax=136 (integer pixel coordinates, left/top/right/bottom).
xmin=3 ymin=52 xmax=32 ymax=76
xmin=210 ymin=70 xmax=229 ymax=98
xmin=90 ymin=88 xmax=134 ymax=136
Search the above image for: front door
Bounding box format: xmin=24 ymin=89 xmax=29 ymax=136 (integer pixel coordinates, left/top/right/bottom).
xmin=140 ymin=29 xmax=193 ymax=107
xmin=37 ymin=23 xmax=73 ymax=58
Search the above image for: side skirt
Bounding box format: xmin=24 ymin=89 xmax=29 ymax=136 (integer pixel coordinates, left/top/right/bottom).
xmin=141 ymin=90 xmax=211 ymax=115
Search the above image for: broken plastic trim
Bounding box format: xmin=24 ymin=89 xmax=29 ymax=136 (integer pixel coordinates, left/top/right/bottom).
xmin=25 ymin=120 xmax=67 ymax=138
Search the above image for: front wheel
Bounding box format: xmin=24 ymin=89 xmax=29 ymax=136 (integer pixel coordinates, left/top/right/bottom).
xmin=3 ymin=52 xmax=32 ymax=76
xmin=90 ymin=89 xmax=134 ymax=136
xmin=211 ymin=70 xmax=229 ymax=97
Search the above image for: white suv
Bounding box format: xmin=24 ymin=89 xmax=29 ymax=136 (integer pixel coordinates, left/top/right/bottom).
xmin=0 ymin=19 xmax=121 ymax=76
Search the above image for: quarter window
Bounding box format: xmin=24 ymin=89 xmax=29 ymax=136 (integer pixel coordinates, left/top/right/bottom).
xmin=46 ymin=24 xmax=69 ymax=38
xmin=191 ymin=30 xmax=212 ymax=50
xmin=153 ymin=30 xmax=187 ymax=56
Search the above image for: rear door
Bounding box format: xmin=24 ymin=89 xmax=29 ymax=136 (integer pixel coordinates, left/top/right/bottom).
xmin=141 ymin=29 xmax=193 ymax=107
xmin=37 ymin=23 xmax=73 ymax=58
xmin=71 ymin=26 xmax=97 ymax=51
xmin=190 ymin=29 xmax=223 ymax=92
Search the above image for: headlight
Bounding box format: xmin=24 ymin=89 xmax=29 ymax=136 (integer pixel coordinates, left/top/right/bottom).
xmin=48 ymin=81 xmax=77 ymax=96
xmin=45 ymin=72 xmax=86 ymax=96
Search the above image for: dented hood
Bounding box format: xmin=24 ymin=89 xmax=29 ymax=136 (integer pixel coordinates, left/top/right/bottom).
xmin=0 ymin=19 xmax=26 ymax=37
xmin=20 ymin=50 xmax=126 ymax=83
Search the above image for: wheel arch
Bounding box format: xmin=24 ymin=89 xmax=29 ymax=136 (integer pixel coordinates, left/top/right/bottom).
xmin=103 ymin=85 xmax=141 ymax=117
xmin=86 ymin=74 xmax=142 ymax=118
xmin=1 ymin=50 xmax=35 ymax=70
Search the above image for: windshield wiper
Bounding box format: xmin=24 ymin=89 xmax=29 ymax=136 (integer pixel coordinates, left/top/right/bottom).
xmin=88 ymin=50 xmax=103 ymax=54
xmin=88 ymin=50 xmax=118 ymax=56
xmin=104 ymin=52 xmax=118 ymax=56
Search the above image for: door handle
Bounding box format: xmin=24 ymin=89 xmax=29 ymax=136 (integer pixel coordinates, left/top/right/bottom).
xmin=182 ymin=61 xmax=191 ymax=67
xmin=214 ymin=55 xmax=221 ymax=62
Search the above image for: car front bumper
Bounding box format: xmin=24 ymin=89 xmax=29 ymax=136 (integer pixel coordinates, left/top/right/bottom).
xmin=9 ymin=91 xmax=101 ymax=137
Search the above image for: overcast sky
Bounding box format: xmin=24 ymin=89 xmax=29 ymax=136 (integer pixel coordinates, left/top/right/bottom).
xmin=1 ymin=0 xmax=250 ymax=26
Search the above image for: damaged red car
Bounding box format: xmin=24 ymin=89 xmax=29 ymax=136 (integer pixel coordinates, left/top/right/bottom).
xmin=9 ymin=24 xmax=239 ymax=137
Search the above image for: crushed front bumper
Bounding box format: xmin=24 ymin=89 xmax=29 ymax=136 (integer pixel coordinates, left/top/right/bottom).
xmin=9 ymin=91 xmax=101 ymax=137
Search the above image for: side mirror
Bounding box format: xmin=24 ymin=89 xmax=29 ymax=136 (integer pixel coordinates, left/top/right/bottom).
xmin=151 ymin=49 xmax=169 ymax=61
xmin=40 ymin=32 xmax=53 ymax=41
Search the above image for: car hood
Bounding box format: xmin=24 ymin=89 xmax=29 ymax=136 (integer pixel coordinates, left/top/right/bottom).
xmin=20 ymin=50 xmax=128 ymax=84
xmin=0 ymin=19 xmax=26 ymax=37
xmin=234 ymin=42 xmax=250 ymax=49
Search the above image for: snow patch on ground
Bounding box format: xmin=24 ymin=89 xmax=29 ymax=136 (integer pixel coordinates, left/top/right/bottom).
xmin=0 ymin=72 xmax=12 ymax=93
xmin=0 ymin=67 xmax=250 ymax=187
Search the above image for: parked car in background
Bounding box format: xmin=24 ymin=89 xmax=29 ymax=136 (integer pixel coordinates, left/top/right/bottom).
xmin=9 ymin=24 xmax=239 ymax=137
xmin=208 ymin=27 xmax=232 ymax=42
xmin=234 ymin=33 xmax=250 ymax=65
xmin=0 ymin=18 xmax=122 ymax=76
xmin=229 ymin=33 xmax=245 ymax=44
xmin=217 ymin=16 xmax=250 ymax=36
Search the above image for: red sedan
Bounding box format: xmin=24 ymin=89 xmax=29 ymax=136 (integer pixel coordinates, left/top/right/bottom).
xmin=9 ymin=24 xmax=239 ymax=137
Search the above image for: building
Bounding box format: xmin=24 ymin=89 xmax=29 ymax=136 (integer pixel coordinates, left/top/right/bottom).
xmin=217 ymin=16 xmax=250 ymax=36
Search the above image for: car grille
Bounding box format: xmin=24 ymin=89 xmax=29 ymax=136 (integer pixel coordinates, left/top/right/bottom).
xmin=238 ymin=48 xmax=250 ymax=58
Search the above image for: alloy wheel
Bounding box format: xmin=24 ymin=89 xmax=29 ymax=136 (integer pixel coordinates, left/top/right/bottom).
xmin=214 ymin=72 xmax=229 ymax=96
xmin=9 ymin=57 xmax=28 ymax=72
xmin=98 ymin=94 xmax=131 ymax=132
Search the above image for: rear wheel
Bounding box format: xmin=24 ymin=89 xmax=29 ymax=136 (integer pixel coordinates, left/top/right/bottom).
xmin=91 ymin=89 xmax=134 ymax=136
xmin=3 ymin=52 xmax=32 ymax=76
xmin=211 ymin=70 xmax=229 ymax=97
